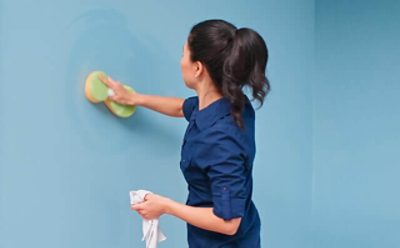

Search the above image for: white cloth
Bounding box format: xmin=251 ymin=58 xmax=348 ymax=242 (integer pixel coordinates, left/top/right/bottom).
xmin=129 ymin=190 xmax=167 ymax=248
xmin=107 ymin=88 xmax=115 ymax=97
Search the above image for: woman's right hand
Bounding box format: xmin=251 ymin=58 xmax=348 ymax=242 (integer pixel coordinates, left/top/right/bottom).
xmin=99 ymin=75 xmax=139 ymax=106
xmin=99 ymin=75 xmax=184 ymax=117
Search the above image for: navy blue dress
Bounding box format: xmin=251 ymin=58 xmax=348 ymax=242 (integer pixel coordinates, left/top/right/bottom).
xmin=180 ymin=96 xmax=261 ymax=248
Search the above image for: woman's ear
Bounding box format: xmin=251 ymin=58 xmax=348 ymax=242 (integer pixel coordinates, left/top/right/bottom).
xmin=194 ymin=61 xmax=204 ymax=78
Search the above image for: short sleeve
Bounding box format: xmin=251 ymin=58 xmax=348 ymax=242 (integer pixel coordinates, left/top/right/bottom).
xmin=182 ymin=96 xmax=198 ymax=121
xmin=204 ymin=130 xmax=248 ymax=220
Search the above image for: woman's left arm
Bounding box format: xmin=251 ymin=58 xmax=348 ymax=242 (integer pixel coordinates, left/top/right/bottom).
xmin=131 ymin=194 xmax=241 ymax=236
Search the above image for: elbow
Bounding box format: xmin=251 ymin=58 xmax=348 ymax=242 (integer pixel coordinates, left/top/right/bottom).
xmin=178 ymin=109 xmax=184 ymax=118
xmin=222 ymin=218 xmax=241 ymax=236
xmin=224 ymin=226 xmax=239 ymax=236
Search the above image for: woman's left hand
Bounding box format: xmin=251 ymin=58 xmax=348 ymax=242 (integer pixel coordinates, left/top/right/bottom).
xmin=131 ymin=193 xmax=171 ymax=220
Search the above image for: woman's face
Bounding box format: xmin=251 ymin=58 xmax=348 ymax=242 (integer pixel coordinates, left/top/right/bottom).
xmin=180 ymin=41 xmax=197 ymax=89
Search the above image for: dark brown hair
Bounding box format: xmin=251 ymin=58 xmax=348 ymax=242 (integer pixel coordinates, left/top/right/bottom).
xmin=188 ymin=19 xmax=270 ymax=128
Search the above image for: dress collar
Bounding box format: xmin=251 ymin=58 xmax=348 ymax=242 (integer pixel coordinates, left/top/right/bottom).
xmin=190 ymin=97 xmax=232 ymax=130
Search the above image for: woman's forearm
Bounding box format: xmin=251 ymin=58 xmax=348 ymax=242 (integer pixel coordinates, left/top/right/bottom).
xmin=164 ymin=199 xmax=241 ymax=236
xmin=135 ymin=94 xmax=184 ymax=117
xmin=98 ymin=75 xmax=185 ymax=117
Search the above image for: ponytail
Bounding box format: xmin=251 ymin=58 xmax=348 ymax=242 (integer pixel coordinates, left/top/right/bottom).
xmin=188 ymin=20 xmax=270 ymax=128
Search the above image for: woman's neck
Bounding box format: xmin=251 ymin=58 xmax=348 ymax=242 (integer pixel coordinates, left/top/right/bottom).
xmin=196 ymin=79 xmax=222 ymax=110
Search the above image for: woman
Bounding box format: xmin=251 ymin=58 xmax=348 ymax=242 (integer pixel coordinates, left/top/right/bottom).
xmin=101 ymin=19 xmax=270 ymax=247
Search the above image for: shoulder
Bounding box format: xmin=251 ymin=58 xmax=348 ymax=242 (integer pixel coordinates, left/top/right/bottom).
xmin=196 ymin=115 xmax=247 ymax=162
xmin=195 ymin=99 xmax=256 ymax=167
xmin=213 ymin=98 xmax=255 ymax=141
xmin=210 ymin=99 xmax=255 ymax=154
xmin=212 ymin=119 xmax=246 ymax=151
xmin=182 ymin=96 xmax=198 ymax=121
xmin=196 ymin=124 xmax=247 ymax=167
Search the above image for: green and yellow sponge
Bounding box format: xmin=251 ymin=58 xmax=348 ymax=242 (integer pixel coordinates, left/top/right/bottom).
xmin=85 ymin=71 xmax=136 ymax=118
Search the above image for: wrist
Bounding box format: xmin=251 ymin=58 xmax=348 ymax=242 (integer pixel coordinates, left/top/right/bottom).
xmin=130 ymin=92 xmax=143 ymax=106
xmin=163 ymin=197 xmax=175 ymax=215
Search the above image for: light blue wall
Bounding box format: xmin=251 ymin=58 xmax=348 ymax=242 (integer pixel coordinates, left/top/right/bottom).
xmin=0 ymin=1 xmax=314 ymax=248
xmin=313 ymin=0 xmax=400 ymax=247
xmin=3 ymin=1 xmax=398 ymax=248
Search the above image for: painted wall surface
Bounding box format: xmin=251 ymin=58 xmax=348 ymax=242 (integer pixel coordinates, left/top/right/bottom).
xmin=313 ymin=0 xmax=400 ymax=247
xmin=0 ymin=1 xmax=313 ymax=248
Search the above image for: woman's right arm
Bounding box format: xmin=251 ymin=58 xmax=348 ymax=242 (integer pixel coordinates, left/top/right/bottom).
xmin=135 ymin=94 xmax=184 ymax=117
xmin=99 ymin=75 xmax=184 ymax=117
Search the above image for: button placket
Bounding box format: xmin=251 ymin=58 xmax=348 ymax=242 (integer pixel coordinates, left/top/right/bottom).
xmin=182 ymin=120 xmax=195 ymax=147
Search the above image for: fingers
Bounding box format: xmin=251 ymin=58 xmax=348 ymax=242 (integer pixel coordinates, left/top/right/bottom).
xmin=98 ymin=74 xmax=120 ymax=90
xmin=98 ymin=74 xmax=111 ymax=87
xmin=144 ymin=193 xmax=153 ymax=201
xmin=108 ymin=94 xmax=117 ymax=102
xmin=107 ymin=76 xmax=120 ymax=87
xmin=138 ymin=210 xmax=149 ymax=219
xmin=131 ymin=203 xmax=143 ymax=211
xmin=98 ymin=75 xmax=120 ymax=101
xmin=98 ymin=75 xmax=133 ymax=104
xmin=131 ymin=204 xmax=151 ymax=220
